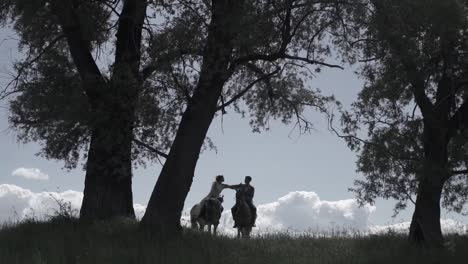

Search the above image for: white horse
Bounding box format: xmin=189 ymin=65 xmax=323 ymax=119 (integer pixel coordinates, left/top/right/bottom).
xmin=190 ymin=196 xmax=224 ymax=235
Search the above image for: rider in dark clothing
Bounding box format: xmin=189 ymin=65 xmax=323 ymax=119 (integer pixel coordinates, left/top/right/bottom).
xmin=231 ymin=176 xmax=257 ymax=228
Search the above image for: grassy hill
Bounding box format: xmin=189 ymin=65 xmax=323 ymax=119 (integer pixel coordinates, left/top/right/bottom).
xmin=1 ymin=218 xmax=467 ymax=264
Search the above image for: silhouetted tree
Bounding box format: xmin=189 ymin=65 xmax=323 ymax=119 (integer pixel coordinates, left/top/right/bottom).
xmin=337 ymin=0 xmax=468 ymax=247
xmin=0 ymin=0 xmax=177 ymax=219
xmin=140 ymin=0 xmax=350 ymax=234
xmin=1 ymin=0 xmax=351 ymax=231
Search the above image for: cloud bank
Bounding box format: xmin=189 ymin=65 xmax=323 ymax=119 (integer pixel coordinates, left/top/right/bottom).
xmin=0 ymin=184 xmax=82 ymax=222
xmin=1 ymin=184 xmax=466 ymax=235
xmin=0 ymin=184 xmax=146 ymax=222
xmin=217 ymin=191 xmax=377 ymax=235
xmin=370 ymin=219 xmax=467 ymax=235
xmin=12 ymin=168 xmax=49 ymax=181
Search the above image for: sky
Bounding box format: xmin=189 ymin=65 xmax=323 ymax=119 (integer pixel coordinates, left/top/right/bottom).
xmin=0 ymin=27 xmax=467 ymax=233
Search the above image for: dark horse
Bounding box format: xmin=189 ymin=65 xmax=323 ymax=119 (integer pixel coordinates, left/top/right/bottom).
xmin=232 ymin=188 xmax=253 ymax=238
xmin=190 ymin=196 xmax=224 ymax=235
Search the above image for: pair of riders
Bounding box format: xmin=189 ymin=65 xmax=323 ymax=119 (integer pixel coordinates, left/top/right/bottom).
xmin=197 ymin=175 xmax=257 ymax=228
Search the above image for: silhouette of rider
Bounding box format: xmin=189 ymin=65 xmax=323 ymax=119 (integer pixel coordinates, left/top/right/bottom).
xmin=231 ymin=176 xmax=257 ymax=228
xmin=195 ymin=175 xmax=233 ymax=219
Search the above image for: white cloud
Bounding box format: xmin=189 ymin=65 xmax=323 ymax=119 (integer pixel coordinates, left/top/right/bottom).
xmin=0 ymin=184 xmax=82 ymax=222
xmin=0 ymin=184 xmax=144 ymax=223
xmin=370 ymin=219 xmax=467 ymax=235
xmin=12 ymin=168 xmax=49 ymax=181
xmin=217 ymin=191 xmax=376 ymax=235
xmin=134 ymin=204 xmax=147 ymax=220
xmin=1 ymin=185 xmax=466 ymax=236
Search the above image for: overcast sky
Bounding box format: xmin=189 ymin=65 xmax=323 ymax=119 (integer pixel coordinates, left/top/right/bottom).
xmin=0 ymin=28 xmax=467 ymax=232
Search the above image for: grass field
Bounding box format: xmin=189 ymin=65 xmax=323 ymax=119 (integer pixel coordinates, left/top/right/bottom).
xmin=1 ymin=218 xmax=467 ymax=264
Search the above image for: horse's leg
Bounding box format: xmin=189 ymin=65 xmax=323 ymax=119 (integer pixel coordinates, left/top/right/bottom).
xmin=198 ymin=218 xmax=206 ymax=231
xmin=213 ymin=224 xmax=218 ymax=236
xmin=191 ymin=219 xmax=197 ymax=230
xmin=208 ymin=224 xmax=212 ymax=234
xmin=237 ymin=228 xmax=241 ymax=239
xmin=246 ymin=227 xmax=252 ymax=239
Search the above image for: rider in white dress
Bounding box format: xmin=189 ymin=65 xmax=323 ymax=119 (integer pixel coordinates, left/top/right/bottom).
xmin=191 ymin=175 xmax=233 ymax=219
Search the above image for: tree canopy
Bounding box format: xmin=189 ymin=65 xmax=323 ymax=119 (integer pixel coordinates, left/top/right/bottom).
xmin=0 ymin=0 xmax=183 ymax=170
xmin=1 ymin=0 xmax=349 ymax=224
xmin=141 ymin=0 xmax=351 ymax=232
xmin=337 ymin=0 xmax=468 ymax=245
xmin=0 ymin=0 xmax=343 ymax=169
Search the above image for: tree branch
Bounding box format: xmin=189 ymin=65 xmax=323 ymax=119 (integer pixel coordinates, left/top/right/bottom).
xmin=113 ymin=0 xmax=148 ymax=78
xmin=133 ymin=138 xmax=168 ymax=158
xmin=50 ymin=0 xmax=107 ymax=104
xmin=170 ymin=66 xmax=192 ymax=103
xmin=0 ymin=35 xmax=65 ymax=101
xmin=215 ymin=66 xmax=281 ymax=111
xmin=449 ymin=169 xmax=468 ymax=176
xmin=328 ymin=113 xmax=420 ymax=162
xmin=233 ymin=53 xmax=344 ymax=69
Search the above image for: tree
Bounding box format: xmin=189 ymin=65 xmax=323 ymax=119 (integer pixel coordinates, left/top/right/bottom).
xmin=0 ymin=0 xmax=174 ymax=219
xmin=337 ymin=0 xmax=468 ymax=246
xmin=1 ymin=0 xmax=350 ymax=231
xmin=140 ymin=0 xmax=350 ymax=233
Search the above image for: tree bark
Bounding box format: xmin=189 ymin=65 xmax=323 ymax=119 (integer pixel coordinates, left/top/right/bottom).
xmin=51 ymin=0 xmax=148 ymax=219
xmin=140 ymin=0 xmax=244 ymax=233
xmin=409 ymin=125 xmax=447 ymax=247
xmin=80 ymin=100 xmax=136 ymax=219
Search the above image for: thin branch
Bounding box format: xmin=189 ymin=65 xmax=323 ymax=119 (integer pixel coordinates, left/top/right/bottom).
xmin=328 ymin=113 xmax=420 ymax=162
xmin=234 ymin=53 xmax=344 ymax=69
xmin=141 ymin=64 xmax=157 ymax=80
xmin=246 ymin=63 xmax=277 ymax=104
xmin=0 ymin=35 xmax=65 ymax=101
xmin=133 ymin=138 xmax=168 ymax=158
xmin=178 ymin=0 xmax=209 ymax=28
xmin=215 ymin=67 xmax=281 ymax=111
xmin=449 ymin=169 xmax=468 ymax=177
xmin=358 ymin=57 xmax=382 ymax=63
xmin=100 ymin=0 xmax=122 ymax=18
xmin=170 ymin=66 xmax=192 ymax=102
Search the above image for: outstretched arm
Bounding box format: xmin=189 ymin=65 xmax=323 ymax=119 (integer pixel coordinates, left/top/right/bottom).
xmin=225 ymin=184 xmax=241 ymax=189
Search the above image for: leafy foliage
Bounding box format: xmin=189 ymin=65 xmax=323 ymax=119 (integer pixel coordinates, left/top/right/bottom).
xmin=339 ymin=0 xmax=468 ymax=215
xmin=0 ymin=0 xmax=185 ymax=169
xmin=1 ymin=0 xmax=354 ymax=170
xmin=145 ymin=0 xmax=349 ymax=135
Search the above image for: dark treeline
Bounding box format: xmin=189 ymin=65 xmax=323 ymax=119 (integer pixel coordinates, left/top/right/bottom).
xmin=0 ymin=0 xmax=467 ymax=248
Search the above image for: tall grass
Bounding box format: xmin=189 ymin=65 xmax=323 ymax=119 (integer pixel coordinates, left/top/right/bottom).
xmin=1 ymin=218 xmax=467 ymax=264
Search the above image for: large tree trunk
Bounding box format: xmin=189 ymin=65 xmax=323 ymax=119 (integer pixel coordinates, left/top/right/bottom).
xmin=139 ymin=88 xmax=223 ymax=232
xmin=140 ymin=0 xmax=244 ymax=233
xmin=55 ymin=0 xmax=148 ymax=219
xmin=409 ymin=125 xmax=447 ymax=247
xmin=80 ymin=99 xmax=136 ymax=219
